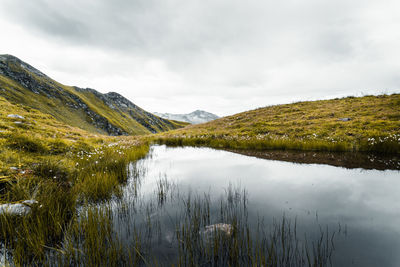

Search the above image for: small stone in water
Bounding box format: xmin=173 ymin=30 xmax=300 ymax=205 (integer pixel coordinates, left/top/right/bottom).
xmin=201 ymin=223 xmax=233 ymax=241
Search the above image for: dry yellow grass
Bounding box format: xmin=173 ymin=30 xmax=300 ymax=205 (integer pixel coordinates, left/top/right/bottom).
xmin=156 ymin=94 xmax=400 ymax=153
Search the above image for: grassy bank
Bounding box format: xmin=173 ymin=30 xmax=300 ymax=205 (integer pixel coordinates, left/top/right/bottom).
xmin=0 ymin=96 xmax=151 ymax=264
xmin=155 ymin=94 xmax=400 ymax=154
xmin=0 ymin=140 xmax=149 ymax=265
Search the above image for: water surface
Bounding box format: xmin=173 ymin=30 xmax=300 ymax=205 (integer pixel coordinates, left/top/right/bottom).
xmin=113 ymin=145 xmax=400 ymax=266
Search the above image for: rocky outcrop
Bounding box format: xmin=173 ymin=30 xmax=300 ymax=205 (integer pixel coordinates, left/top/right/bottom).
xmin=76 ymin=88 xmax=176 ymax=133
xmin=0 ymin=54 xmax=62 ymax=97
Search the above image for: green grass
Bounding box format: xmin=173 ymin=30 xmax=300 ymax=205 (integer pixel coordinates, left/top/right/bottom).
xmin=155 ymin=94 xmax=400 ymax=154
xmin=75 ymin=143 xmax=149 ymax=202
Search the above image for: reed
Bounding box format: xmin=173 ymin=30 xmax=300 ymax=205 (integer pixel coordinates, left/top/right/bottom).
xmin=1 ymin=148 xmax=340 ymax=266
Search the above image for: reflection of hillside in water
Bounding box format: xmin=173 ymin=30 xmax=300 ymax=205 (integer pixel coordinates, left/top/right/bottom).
xmin=228 ymin=149 xmax=400 ymax=170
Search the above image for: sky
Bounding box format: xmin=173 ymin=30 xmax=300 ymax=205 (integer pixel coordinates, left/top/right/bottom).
xmin=0 ymin=0 xmax=399 ymax=116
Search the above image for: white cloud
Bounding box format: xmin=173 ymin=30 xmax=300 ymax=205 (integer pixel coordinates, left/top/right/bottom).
xmin=0 ymin=0 xmax=399 ymax=116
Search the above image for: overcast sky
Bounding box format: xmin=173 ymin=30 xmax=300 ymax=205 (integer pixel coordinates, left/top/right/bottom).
xmin=1 ymin=0 xmax=399 ymax=116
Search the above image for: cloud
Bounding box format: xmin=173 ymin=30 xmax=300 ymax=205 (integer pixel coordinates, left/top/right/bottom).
xmin=0 ymin=0 xmax=399 ymax=115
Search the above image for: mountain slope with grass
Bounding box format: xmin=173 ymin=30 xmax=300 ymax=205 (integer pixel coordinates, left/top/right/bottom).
xmin=0 ymin=95 xmax=106 ymax=175
xmin=156 ymin=94 xmax=400 ymax=154
xmin=0 ymin=54 xmax=186 ymax=135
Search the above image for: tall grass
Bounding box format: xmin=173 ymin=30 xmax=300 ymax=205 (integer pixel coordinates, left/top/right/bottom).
xmin=175 ymin=186 xmax=336 ymax=267
xmin=154 ymin=135 xmax=351 ymax=153
xmin=46 ymin=182 xmax=338 ymax=266
xmin=75 ymin=144 xmax=149 ymax=202
xmin=0 ymin=143 xmax=150 ymax=265
xmin=57 ymin=205 xmax=130 ymax=267
xmin=154 ymin=133 xmax=400 ymax=154
xmin=0 ymin=180 xmax=76 ymax=265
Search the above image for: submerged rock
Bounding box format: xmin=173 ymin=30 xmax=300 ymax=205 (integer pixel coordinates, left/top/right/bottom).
xmin=201 ymin=223 xmax=233 ymax=241
xmin=7 ymin=114 xmax=24 ymax=119
xmin=0 ymin=200 xmax=39 ymax=216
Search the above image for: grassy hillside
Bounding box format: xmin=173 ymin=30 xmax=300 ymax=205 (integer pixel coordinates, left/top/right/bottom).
xmin=0 ymin=95 xmax=141 ymax=176
xmin=0 ymin=54 xmax=187 ymax=136
xmin=156 ymin=94 xmax=400 ymax=154
xmin=0 ymin=94 xmax=151 ymax=200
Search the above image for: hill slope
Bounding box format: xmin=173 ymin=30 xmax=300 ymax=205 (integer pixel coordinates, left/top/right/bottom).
xmin=157 ymin=94 xmax=400 ymax=154
xmin=0 ymin=95 xmax=96 ymax=174
xmin=0 ymin=55 xmax=186 ymax=135
xmin=154 ymin=110 xmax=219 ymax=124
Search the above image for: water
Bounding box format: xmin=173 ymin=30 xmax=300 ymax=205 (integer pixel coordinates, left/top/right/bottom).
xmin=109 ymin=145 xmax=400 ymax=266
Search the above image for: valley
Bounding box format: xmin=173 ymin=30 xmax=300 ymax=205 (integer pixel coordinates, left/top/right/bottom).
xmin=0 ymin=55 xmax=399 ymax=266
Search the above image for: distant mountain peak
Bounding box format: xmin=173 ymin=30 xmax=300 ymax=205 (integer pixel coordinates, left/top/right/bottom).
xmin=154 ymin=110 xmax=219 ymax=124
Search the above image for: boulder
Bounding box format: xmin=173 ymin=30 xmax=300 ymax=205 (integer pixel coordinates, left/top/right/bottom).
xmin=0 ymin=200 xmax=39 ymax=216
xmin=7 ymin=114 xmax=24 ymax=120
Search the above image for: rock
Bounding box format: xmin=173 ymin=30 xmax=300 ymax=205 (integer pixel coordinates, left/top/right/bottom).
xmin=338 ymin=118 xmax=351 ymax=122
xmin=201 ymin=223 xmax=233 ymax=241
xmin=7 ymin=114 xmax=24 ymax=119
xmin=0 ymin=200 xmax=38 ymax=216
xmin=22 ymin=199 xmax=39 ymax=205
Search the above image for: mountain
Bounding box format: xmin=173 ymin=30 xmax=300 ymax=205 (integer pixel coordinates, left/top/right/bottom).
xmin=0 ymin=54 xmax=187 ymax=135
xmin=154 ymin=110 xmax=219 ymax=124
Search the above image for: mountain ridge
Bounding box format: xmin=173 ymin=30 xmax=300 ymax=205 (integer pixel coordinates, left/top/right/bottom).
xmin=0 ymin=54 xmax=186 ymax=135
